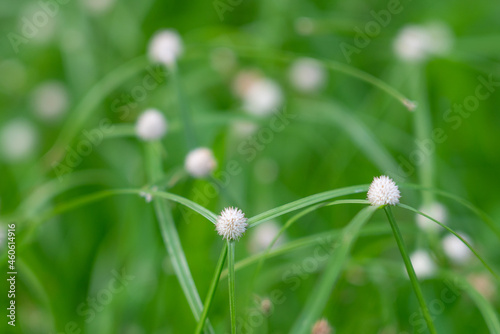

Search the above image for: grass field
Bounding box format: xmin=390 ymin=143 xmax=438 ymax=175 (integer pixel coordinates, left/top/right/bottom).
xmin=1 ymin=0 xmax=500 ymax=333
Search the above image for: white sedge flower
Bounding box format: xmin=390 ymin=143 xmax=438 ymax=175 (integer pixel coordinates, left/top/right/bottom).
xmin=248 ymin=221 xmax=285 ymax=253
xmin=409 ymin=250 xmax=436 ymax=279
xmin=232 ymin=69 xmax=262 ymax=98
xmin=442 ymin=232 xmax=472 ymax=264
xmin=243 ymin=78 xmax=283 ymax=116
xmin=31 ymin=81 xmax=69 ymax=122
xmin=393 ymin=23 xmax=453 ymax=62
xmin=135 ymin=109 xmax=168 ymax=141
xmin=367 ymin=175 xmax=401 ymax=206
xmin=289 ymin=58 xmax=327 ymax=93
xmin=416 ymin=202 xmax=447 ymax=232
xmin=148 ymin=29 xmax=183 ymax=66
xmin=311 ymin=318 xmax=333 ymax=334
xmin=216 ymin=207 xmax=248 ymax=240
xmin=184 ymin=147 xmax=217 ymax=178
xmin=81 ymin=0 xmax=115 ymax=14
xmin=0 ymin=119 xmax=38 ymax=162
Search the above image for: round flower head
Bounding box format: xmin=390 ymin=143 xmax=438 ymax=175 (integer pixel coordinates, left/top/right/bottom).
xmin=442 ymin=232 xmax=472 ymax=264
xmin=393 ymin=23 xmax=453 ymax=62
xmin=216 ymin=207 xmax=248 ymax=240
xmin=135 ymin=109 xmax=168 ymax=141
xmin=416 ymin=202 xmax=447 ymax=232
xmin=243 ymin=78 xmax=283 ymax=116
xmin=184 ymin=147 xmax=217 ymax=178
xmin=0 ymin=119 xmax=38 ymax=162
xmin=248 ymin=221 xmax=285 ymax=253
xmin=289 ymin=57 xmax=327 ymax=93
xmin=148 ymin=29 xmax=183 ymax=66
xmin=31 ymin=81 xmax=69 ymax=122
xmin=81 ymin=0 xmax=115 ymax=14
xmin=409 ymin=250 xmax=436 ymax=279
xmin=367 ymin=175 xmax=401 ymax=206
xmin=311 ymin=318 xmax=333 ymax=334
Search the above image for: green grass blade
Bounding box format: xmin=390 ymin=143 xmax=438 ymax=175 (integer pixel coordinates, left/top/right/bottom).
xmin=45 ymin=56 xmax=149 ymax=167
xmin=289 ymin=206 xmax=377 ymax=334
xmin=400 ymin=183 xmax=500 ymax=240
xmin=227 ymin=240 xmax=237 ymax=334
xmin=398 ymin=203 xmax=500 ymax=281
xmin=145 ymin=142 xmax=214 ymax=333
xmin=247 ymin=185 xmax=369 ymax=228
xmin=297 ymin=99 xmax=402 ymax=178
xmin=195 ymin=242 xmax=228 ymax=334
xmin=440 ymin=270 xmax=500 ymax=333
xmin=384 ymin=206 xmax=437 ymax=334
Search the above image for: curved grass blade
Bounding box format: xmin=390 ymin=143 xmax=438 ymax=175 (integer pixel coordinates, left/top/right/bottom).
xmin=439 ymin=270 xmax=500 ymax=333
xmin=400 ymin=183 xmax=500 ymax=240
xmin=247 ymin=185 xmax=369 ymax=228
xmin=145 ymin=142 xmax=214 ymax=333
xmin=289 ymin=205 xmax=377 ymax=334
xmin=296 ymin=99 xmax=402 ymax=179
xmin=398 ymin=203 xmax=500 ymax=281
xmin=195 ymin=242 xmax=228 ymax=334
xmin=385 ymin=206 xmax=437 ymax=334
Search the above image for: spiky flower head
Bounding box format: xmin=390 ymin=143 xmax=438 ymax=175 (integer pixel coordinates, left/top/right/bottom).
xmin=184 ymin=147 xmax=217 ymax=178
xmin=367 ymin=175 xmax=401 ymax=206
xmin=216 ymin=207 xmax=248 ymax=240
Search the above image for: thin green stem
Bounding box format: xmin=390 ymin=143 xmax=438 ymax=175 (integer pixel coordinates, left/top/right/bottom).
xmin=384 ymin=206 xmax=436 ymax=334
xmin=195 ymin=242 xmax=228 ymax=334
xmin=227 ymin=240 xmax=237 ymax=334
xmin=171 ymin=64 xmax=197 ymax=149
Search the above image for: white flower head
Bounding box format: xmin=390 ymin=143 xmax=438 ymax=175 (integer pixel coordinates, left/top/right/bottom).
xmin=442 ymin=232 xmax=472 ymax=264
xmin=289 ymin=57 xmax=327 ymax=93
xmin=184 ymin=147 xmax=217 ymax=178
xmin=31 ymin=81 xmax=69 ymax=122
xmin=148 ymin=29 xmax=183 ymax=66
xmin=216 ymin=207 xmax=248 ymax=240
xmin=0 ymin=119 xmax=38 ymax=162
xmin=80 ymin=0 xmax=115 ymax=14
xmin=416 ymin=202 xmax=447 ymax=231
xmin=232 ymin=69 xmax=262 ymax=98
xmin=311 ymin=318 xmax=333 ymax=334
xmin=393 ymin=23 xmax=453 ymax=62
xmin=243 ymin=78 xmax=283 ymax=116
xmin=410 ymin=250 xmax=436 ymax=279
xmin=367 ymin=175 xmax=401 ymax=206
xmin=468 ymin=273 xmax=496 ymax=301
xmin=135 ymin=109 xmax=168 ymax=141
xmin=248 ymin=221 xmax=285 ymax=253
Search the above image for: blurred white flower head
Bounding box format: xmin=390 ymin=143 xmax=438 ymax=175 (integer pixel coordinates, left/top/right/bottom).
xmin=80 ymin=0 xmax=116 ymax=14
xmin=367 ymin=175 xmax=401 ymax=206
xmin=468 ymin=273 xmax=496 ymax=301
xmin=311 ymin=318 xmax=333 ymax=334
xmin=393 ymin=23 xmax=453 ymax=62
xmin=135 ymin=109 xmax=168 ymax=141
xmin=248 ymin=221 xmax=285 ymax=253
xmin=232 ymin=69 xmax=262 ymax=98
xmin=289 ymin=57 xmax=327 ymax=93
xmin=409 ymin=250 xmax=436 ymax=279
xmin=148 ymin=29 xmax=183 ymax=66
xmin=216 ymin=207 xmax=248 ymax=240
xmin=230 ymin=120 xmax=259 ymax=138
xmin=416 ymin=202 xmax=447 ymax=232
xmin=0 ymin=119 xmax=38 ymax=162
xmin=31 ymin=81 xmax=69 ymax=122
xmin=442 ymin=232 xmax=472 ymax=264
xmin=243 ymin=78 xmax=283 ymax=116
xmin=184 ymin=147 xmax=217 ymax=178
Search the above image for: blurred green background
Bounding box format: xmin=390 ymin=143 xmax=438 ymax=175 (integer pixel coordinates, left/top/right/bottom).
xmin=1 ymin=0 xmax=500 ymax=333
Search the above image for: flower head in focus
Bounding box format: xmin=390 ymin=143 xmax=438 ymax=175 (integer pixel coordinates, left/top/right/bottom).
xmin=367 ymin=175 xmax=401 ymax=206
xmin=216 ymin=207 xmax=248 ymax=240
